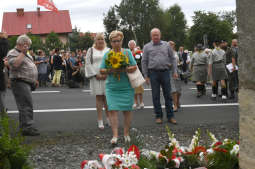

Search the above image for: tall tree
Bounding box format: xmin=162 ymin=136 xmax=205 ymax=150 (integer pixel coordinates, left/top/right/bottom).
xmin=69 ymin=27 xmax=80 ymax=51
xmin=77 ymin=33 xmax=94 ymax=50
xmin=45 ymin=31 xmax=63 ymax=51
xmin=219 ymin=10 xmax=237 ymax=30
xmin=27 ymin=33 xmax=44 ymax=52
xmin=189 ymin=11 xmax=233 ymax=49
xmin=7 ymin=36 xmax=18 ymax=49
xmin=103 ymin=6 xmax=120 ymax=45
xmin=115 ymin=0 xmax=161 ymax=47
xmin=162 ymin=4 xmax=187 ymax=48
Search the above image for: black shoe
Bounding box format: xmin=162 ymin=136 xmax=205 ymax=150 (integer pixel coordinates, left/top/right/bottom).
xmin=168 ymin=118 xmax=177 ymax=125
xmin=229 ymin=93 xmax=235 ymax=99
xmin=22 ymin=127 xmax=40 ymax=136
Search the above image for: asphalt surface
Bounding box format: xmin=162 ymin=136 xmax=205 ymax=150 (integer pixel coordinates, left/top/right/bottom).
xmin=5 ymin=82 xmax=239 ymax=132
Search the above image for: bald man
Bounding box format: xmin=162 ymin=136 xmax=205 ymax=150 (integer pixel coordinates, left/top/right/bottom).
xmin=142 ymin=28 xmax=178 ymax=124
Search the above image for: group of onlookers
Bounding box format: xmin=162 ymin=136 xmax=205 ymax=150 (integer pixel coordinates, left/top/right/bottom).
xmin=189 ymin=39 xmax=239 ymax=100
xmin=35 ymin=48 xmax=87 ymax=88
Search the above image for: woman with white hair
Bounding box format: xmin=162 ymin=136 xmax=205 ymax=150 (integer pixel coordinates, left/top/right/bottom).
xmin=85 ymin=33 xmax=110 ymax=129
xmin=7 ymin=34 xmax=39 ymax=136
xmin=128 ymin=40 xmax=144 ymax=109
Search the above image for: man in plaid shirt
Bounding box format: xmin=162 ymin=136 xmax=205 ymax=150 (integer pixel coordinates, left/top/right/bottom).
xmin=7 ymin=34 xmax=39 ymax=136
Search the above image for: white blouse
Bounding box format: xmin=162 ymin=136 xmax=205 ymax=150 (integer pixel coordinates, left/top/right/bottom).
xmin=85 ymin=47 xmax=109 ymax=78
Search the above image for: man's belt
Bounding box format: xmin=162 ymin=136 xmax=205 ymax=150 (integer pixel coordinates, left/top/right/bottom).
xmin=213 ymin=60 xmax=223 ymax=64
xmin=149 ymin=69 xmax=168 ymax=72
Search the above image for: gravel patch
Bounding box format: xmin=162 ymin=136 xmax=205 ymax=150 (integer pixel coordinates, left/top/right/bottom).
xmin=27 ymin=122 xmax=239 ymax=169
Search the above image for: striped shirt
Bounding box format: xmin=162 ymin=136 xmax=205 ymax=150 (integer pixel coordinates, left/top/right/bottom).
xmin=142 ymin=40 xmax=177 ymax=78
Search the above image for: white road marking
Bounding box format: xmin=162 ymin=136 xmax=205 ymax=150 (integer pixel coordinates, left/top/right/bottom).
xmin=7 ymin=103 xmax=239 ymax=114
xmin=189 ymin=88 xmax=211 ymax=90
xmin=32 ymin=91 xmax=60 ymax=94
xmin=83 ymin=89 xmax=152 ymax=92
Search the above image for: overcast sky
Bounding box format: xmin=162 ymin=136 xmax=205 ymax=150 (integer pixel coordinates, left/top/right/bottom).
xmin=0 ymin=0 xmax=236 ymax=33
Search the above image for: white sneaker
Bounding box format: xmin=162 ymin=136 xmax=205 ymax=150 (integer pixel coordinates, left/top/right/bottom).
xmin=98 ymin=120 xmax=104 ymax=129
xmin=139 ymin=102 xmax=144 ymax=109
xmin=222 ymin=95 xmax=227 ymax=100
xmin=124 ymin=135 xmax=131 ymax=143
xmin=211 ymin=94 xmax=217 ymax=98
xmin=110 ymin=137 xmax=118 ymax=145
xmin=132 ymin=103 xmax=137 ymax=109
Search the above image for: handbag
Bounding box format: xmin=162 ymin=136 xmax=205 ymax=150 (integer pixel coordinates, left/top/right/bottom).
xmin=127 ymin=66 xmax=145 ymax=88
xmin=85 ymin=47 xmax=97 ymax=78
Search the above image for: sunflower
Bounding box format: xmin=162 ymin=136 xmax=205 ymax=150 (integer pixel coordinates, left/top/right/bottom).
xmin=109 ymin=53 xmax=122 ymax=69
xmin=125 ymin=54 xmax=129 ymax=64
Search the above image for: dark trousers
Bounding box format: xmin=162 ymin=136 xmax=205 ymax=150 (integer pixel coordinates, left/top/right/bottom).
xmin=228 ymin=70 xmax=239 ymax=92
xmin=149 ymin=69 xmax=174 ymax=119
xmin=11 ymin=80 xmax=34 ymax=129
xmin=0 ymin=91 xmax=5 ymax=113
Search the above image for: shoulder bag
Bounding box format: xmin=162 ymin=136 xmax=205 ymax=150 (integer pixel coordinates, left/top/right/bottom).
xmin=124 ymin=49 xmax=145 ymax=88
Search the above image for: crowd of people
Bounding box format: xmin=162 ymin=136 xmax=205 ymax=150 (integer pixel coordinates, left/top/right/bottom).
xmin=0 ymin=28 xmax=238 ymax=146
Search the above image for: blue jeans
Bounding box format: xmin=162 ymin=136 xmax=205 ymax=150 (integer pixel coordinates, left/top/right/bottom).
xmin=149 ymin=69 xmax=174 ymax=119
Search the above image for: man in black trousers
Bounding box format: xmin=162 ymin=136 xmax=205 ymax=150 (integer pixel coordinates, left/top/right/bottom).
xmin=0 ymin=32 xmax=9 ymax=114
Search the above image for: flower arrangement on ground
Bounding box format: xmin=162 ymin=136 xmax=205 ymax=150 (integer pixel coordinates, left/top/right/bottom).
xmin=81 ymin=127 xmax=239 ymax=169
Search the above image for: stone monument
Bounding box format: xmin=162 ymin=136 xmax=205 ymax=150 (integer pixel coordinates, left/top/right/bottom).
xmin=237 ymin=0 xmax=255 ymax=168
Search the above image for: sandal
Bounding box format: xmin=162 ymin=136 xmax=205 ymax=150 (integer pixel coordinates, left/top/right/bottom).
xmin=110 ymin=137 xmax=118 ymax=145
xmin=106 ymin=118 xmax=111 ymax=127
xmin=98 ymin=120 xmax=104 ymax=129
xmin=124 ymin=135 xmax=131 ymax=143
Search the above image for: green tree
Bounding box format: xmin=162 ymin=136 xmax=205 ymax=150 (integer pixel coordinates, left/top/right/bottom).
xmin=162 ymin=4 xmax=187 ymax=48
xmin=115 ymin=0 xmax=161 ymax=47
xmin=189 ymin=11 xmax=233 ymax=49
xmin=68 ymin=27 xmax=80 ymax=52
xmin=27 ymin=33 xmax=44 ymax=52
xmin=219 ymin=10 xmax=237 ymax=30
xmin=7 ymin=36 xmax=18 ymax=49
xmin=45 ymin=31 xmax=63 ymax=51
xmin=77 ymin=32 xmax=94 ymax=50
xmin=103 ymin=6 xmax=120 ymax=45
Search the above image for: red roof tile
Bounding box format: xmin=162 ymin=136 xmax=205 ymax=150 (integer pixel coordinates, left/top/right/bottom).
xmin=2 ymin=10 xmax=72 ymax=36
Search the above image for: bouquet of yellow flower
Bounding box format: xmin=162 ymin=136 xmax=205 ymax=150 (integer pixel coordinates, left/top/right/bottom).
xmin=105 ymin=50 xmax=130 ymax=80
xmin=106 ymin=50 xmax=129 ymax=69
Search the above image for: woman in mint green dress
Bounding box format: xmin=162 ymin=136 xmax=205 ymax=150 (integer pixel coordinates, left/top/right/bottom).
xmin=100 ymin=31 xmax=137 ymax=145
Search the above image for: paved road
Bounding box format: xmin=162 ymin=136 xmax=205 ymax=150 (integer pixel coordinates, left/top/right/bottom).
xmin=5 ymin=82 xmax=239 ymax=132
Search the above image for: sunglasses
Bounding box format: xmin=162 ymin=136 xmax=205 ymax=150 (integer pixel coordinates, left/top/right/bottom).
xmin=111 ymin=40 xmax=122 ymax=43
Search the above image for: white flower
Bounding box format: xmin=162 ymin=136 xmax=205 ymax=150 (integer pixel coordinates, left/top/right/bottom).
xmin=180 ymin=146 xmax=188 ymax=153
xmin=209 ymin=132 xmax=218 ymax=146
xmin=85 ymin=160 xmax=102 ymax=169
xmin=199 ymin=152 xmax=204 ymax=161
xmin=188 ymin=135 xmax=199 ymax=152
xmin=149 ymin=150 xmax=160 ymax=160
xmin=101 ymin=154 xmax=116 ymax=169
xmin=121 ymin=151 xmax=138 ymax=168
xmin=207 ymin=148 xmax=214 ymax=154
xmin=230 ymin=144 xmax=239 ymax=155
xmin=173 ymin=158 xmax=181 ymax=168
